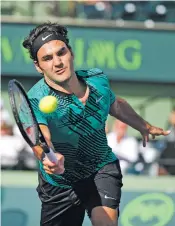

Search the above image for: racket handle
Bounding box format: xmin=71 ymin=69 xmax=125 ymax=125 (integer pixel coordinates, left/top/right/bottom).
xmin=46 ymin=148 xmax=58 ymax=163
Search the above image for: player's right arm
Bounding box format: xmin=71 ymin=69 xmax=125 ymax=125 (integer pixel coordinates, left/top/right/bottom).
xmin=32 ymin=124 xmax=65 ymax=174
xmin=28 ymin=94 xmax=65 ymax=174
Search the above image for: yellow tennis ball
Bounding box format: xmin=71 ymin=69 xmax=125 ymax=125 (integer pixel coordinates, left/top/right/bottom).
xmin=39 ymin=96 xmax=58 ymax=114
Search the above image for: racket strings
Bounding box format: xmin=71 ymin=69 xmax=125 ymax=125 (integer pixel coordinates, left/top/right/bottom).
xmin=13 ymin=84 xmax=37 ymax=144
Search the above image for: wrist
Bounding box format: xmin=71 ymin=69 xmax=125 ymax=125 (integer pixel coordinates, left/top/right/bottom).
xmin=145 ymin=121 xmax=152 ymax=130
xmin=139 ymin=121 xmax=151 ymax=134
xmin=41 ymin=152 xmax=46 ymax=161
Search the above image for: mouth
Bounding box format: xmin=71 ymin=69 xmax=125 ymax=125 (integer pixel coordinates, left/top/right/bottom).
xmin=55 ymin=68 xmax=66 ymax=75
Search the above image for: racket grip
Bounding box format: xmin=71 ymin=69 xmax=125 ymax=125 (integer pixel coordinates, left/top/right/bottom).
xmin=46 ymin=148 xmax=58 ymax=163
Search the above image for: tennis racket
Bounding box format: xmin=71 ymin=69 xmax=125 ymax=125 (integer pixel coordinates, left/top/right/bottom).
xmin=8 ymin=79 xmax=58 ymax=163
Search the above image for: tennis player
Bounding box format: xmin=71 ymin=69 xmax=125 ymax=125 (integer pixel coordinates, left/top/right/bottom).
xmin=23 ymin=22 xmax=170 ymax=226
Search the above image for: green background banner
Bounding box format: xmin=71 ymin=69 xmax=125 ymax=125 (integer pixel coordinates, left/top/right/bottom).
xmin=2 ymin=188 xmax=175 ymax=226
xmin=1 ymin=23 xmax=175 ymax=82
xmin=1 ymin=172 xmax=175 ymax=226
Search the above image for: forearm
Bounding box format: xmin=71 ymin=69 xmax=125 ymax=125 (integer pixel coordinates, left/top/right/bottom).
xmin=110 ymin=98 xmax=151 ymax=133
xmin=32 ymin=145 xmax=45 ymax=161
xmin=32 ymin=140 xmax=56 ymax=161
xmin=34 ymin=124 xmax=55 ymax=161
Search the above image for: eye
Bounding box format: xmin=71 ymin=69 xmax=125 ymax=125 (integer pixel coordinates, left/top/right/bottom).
xmin=57 ymin=47 xmax=67 ymax=56
xmin=42 ymin=55 xmax=52 ymax=61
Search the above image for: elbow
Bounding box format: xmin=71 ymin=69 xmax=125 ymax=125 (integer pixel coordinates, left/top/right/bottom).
xmin=110 ymin=97 xmax=126 ymax=117
xmin=117 ymin=97 xmax=127 ymax=104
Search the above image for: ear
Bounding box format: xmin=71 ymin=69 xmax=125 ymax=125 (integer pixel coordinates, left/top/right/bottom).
xmin=34 ymin=61 xmax=43 ymax=74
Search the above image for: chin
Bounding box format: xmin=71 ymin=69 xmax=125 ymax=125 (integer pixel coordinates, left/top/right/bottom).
xmin=56 ymin=76 xmax=71 ymax=85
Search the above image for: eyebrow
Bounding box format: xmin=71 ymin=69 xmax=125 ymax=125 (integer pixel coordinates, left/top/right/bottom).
xmin=41 ymin=46 xmax=66 ymax=60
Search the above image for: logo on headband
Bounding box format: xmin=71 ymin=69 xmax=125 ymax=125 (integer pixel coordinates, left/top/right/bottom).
xmin=42 ymin=34 xmax=53 ymax=41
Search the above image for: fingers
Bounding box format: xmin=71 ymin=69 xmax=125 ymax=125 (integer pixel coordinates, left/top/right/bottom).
xmin=42 ymin=154 xmax=65 ymax=175
xmin=43 ymin=164 xmax=64 ymax=174
xmin=43 ymin=163 xmax=65 ymax=174
xmin=43 ymin=158 xmax=56 ymax=168
xmin=152 ymin=134 xmax=155 ymax=139
xmin=163 ymin=130 xmax=171 ymax=136
xmin=142 ymin=135 xmax=149 ymax=147
xmin=149 ymin=127 xmax=171 ymax=136
xmin=142 ymin=138 xmax=146 ymax=147
xmin=142 ymin=127 xmax=171 ymax=147
xmin=43 ymin=166 xmax=54 ymax=174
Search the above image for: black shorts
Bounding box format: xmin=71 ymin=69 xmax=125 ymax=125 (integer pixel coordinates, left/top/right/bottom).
xmin=37 ymin=160 xmax=123 ymax=226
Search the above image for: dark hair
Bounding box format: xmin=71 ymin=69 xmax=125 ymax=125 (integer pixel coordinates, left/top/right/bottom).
xmin=23 ymin=22 xmax=72 ymax=61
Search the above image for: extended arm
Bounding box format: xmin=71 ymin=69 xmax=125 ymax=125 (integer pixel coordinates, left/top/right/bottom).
xmin=32 ymin=124 xmax=64 ymax=174
xmin=32 ymin=124 xmax=53 ymax=161
xmin=110 ymin=97 xmax=170 ymax=146
xmin=110 ymin=98 xmax=150 ymax=133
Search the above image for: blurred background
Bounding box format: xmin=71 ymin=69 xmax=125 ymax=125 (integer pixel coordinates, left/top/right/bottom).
xmin=1 ymin=1 xmax=175 ymax=226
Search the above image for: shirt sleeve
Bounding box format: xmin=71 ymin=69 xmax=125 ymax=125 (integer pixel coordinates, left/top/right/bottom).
xmin=97 ymin=71 xmax=116 ymax=105
xmin=29 ymin=98 xmax=48 ymax=126
xmin=109 ymin=89 xmax=116 ymax=105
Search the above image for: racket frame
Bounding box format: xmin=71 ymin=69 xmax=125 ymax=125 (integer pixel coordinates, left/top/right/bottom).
xmin=8 ymin=79 xmax=57 ymax=162
xmin=8 ymin=79 xmax=39 ymax=147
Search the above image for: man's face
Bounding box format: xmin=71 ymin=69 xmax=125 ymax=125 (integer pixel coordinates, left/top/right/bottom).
xmin=35 ymin=40 xmax=74 ymax=84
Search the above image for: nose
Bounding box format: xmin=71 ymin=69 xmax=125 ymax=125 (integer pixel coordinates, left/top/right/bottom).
xmin=53 ymin=55 xmax=63 ymax=68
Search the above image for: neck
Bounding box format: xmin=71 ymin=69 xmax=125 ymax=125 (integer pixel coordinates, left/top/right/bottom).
xmin=69 ymin=74 xmax=85 ymax=97
xmin=45 ymin=72 xmax=88 ymax=99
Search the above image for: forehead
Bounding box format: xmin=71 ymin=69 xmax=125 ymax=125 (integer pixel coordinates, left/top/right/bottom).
xmin=37 ymin=40 xmax=67 ymax=56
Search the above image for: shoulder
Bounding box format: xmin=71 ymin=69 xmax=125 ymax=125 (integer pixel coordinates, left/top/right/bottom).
xmin=76 ymin=68 xmax=109 ymax=85
xmin=76 ymin=68 xmax=105 ymax=78
xmin=27 ymin=78 xmax=49 ymax=100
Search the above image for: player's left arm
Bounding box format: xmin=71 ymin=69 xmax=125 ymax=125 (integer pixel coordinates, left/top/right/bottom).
xmin=109 ymin=97 xmax=171 ymax=147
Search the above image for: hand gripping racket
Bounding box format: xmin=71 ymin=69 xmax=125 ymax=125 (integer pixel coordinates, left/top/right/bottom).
xmin=8 ymin=79 xmax=58 ymax=163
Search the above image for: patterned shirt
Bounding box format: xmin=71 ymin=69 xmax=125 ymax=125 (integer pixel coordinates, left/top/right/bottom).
xmin=28 ymin=68 xmax=117 ymax=188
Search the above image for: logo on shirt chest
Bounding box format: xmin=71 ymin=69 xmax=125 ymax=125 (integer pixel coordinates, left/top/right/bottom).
xmin=96 ymin=96 xmax=103 ymax=103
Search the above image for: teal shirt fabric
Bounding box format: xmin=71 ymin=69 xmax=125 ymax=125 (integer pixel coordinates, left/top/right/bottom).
xmin=28 ymin=68 xmax=117 ymax=188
